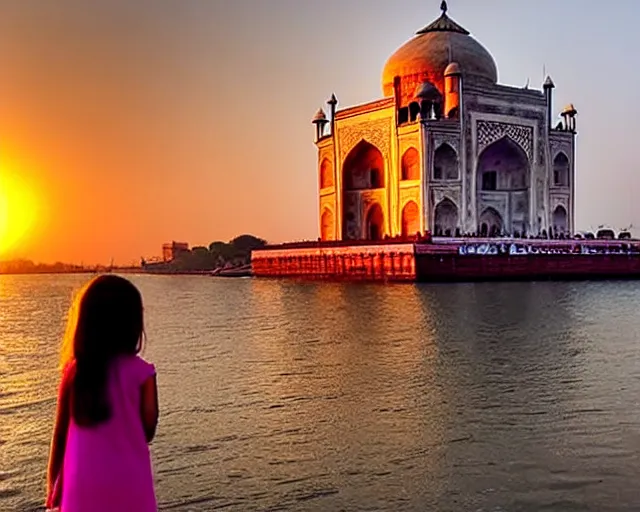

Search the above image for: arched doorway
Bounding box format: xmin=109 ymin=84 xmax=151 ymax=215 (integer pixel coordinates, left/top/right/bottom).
xmin=401 ymin=201 xmax=420 ymax=237
xmin=401 ymin=148 xmax=420 ymax=180
xmin=477 ymin=137 xmax=530 ymax=235
xmin=479 ymin=207 xmax=504 ymax=237
xmin=553 ymin=152 xmax=570 ymax=187
xmin=342 ymin=140 xmax=385 ymax=240
xmin=320 ymin=208 xmax=334 ymax=241
xmin=433 ymin=143 xmax=459 ymax=180
xmin=434 ymin=199 xmax=458 ymax=237
xmin=343 ymin=141 xmax=385 ymax=191
xmin=366 ymin=203 xmax=384 ymax=241
xmin=320 ymin=159 xmax=333 ymax=189
xmin=552 ymin=205 xmax=568 ymax=235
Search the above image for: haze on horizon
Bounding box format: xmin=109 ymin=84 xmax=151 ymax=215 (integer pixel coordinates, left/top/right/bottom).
xmin=0 ymin=0 xmax=638 ymax=265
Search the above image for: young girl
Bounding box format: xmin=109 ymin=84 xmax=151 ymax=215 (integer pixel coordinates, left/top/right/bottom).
xmin=46 ymin=274 xmax=159 ymax=511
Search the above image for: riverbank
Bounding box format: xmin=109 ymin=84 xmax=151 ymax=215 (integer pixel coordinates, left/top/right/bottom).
xmin=141 ymin=263 xmax=252 ymax=278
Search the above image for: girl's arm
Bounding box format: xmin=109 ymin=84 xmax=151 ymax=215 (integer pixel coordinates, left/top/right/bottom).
xmin=46 ymin=365 xmax=73 ymax=507
xmin=140 ymin=374 xmax=159 ymax=443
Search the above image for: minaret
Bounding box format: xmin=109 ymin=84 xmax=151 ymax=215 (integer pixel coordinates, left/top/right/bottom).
xmin=561 ymin=104 xmax=578 ymax=132
xmin=327 ymin=94 xmax=338 ymax=136
xmin=543 ymin=76 xmax=555 ymax=130
xmin=444 ymin=62 xmax=461 ymax=119
xmin=311 ymin=108 xmax=328 ymax=143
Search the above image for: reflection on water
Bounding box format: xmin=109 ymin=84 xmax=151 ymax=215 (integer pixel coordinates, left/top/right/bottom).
xmin=2 ymin=274 xmax=640 ymax=510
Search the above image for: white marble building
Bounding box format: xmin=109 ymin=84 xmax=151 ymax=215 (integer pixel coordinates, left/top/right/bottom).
xmin=313 ymin=1 xmax=577 ymax=241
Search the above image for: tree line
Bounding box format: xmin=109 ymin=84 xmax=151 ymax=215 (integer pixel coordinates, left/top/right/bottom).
xmin=143 ymin=234 xmax=267 ymax=272
xmin=0 ymin=259 xmax=88 ymax=275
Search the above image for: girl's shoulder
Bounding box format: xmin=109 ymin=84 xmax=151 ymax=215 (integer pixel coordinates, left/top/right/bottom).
xmin=119 ymin=354 xmax=156 ymax=385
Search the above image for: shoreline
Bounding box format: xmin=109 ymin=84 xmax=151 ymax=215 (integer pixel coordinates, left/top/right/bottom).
xmin=0 ymin=268 xmax=253 ymax=278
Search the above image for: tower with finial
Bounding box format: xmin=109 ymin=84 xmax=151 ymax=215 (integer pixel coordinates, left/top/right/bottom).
xmin=543 ymin=76 xmax=555 ymax=130
xmin=311 ymin=108 xmax=328 ymax=143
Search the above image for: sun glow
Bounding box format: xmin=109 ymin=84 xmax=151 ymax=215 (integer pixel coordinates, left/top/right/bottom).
xmin=0 ymin=172 xmax=38 ymax=256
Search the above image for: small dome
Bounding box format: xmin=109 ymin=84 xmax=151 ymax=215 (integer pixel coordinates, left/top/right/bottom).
xmin=543 ymin=76 xmax=555 ymax=89
xmin=562 ymin=104 xmax=577 ymax=116
xmin=414 ymin=81 xmax=441 ymax=100
xmin=444 ymin=62 xmax=461 ymax=77
xmin=382 ymin=5 xmax=497 ymax=105
xmin=312 ymin=108 xmax=327 ymax=123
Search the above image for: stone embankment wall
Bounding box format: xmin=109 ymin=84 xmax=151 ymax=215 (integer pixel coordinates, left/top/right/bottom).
xmin=252 ymin=243 xmax=416 ymax=281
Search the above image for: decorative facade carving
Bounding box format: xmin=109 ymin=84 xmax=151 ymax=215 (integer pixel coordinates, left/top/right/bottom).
xmin=400 ymin=186 xmax=420 ymax=210
xmin=338 ymin=118 xmax=392 ymax=160
xmin=477 ymin=194 xmax=508 ymax=214
xmin=477 ymin=120 xmax=534 ymax=162
xmin=433 ymin=135 xmax=460 ymax=154
xmin=550 ymin=195 xmax=569 ymax=212
xmin=551 ymin=146 xmax=572 ymax=161
xmin=431 ymin=187 xmax=461 ymax=209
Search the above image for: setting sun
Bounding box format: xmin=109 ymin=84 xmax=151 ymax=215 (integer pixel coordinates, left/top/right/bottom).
xmin=0 ymin=172 xmax=38 ymax=256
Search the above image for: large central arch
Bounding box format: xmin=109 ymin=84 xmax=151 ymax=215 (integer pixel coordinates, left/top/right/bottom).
xmin=477 ymin=137 xmax=530 ymax=236
xmin=342 ymin=140 xmax=386 ymax=240
xmin=343 ymin=140 xmax=385 ymax=191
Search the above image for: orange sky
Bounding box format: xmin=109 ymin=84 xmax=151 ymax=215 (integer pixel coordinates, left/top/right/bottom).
xmin=1 ymin=0 xmax=640 ymax=264
xmin=0 ymin=1 xmax=321 ymax=265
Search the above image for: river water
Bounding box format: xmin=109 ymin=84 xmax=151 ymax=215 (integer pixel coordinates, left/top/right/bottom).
xmin=1 ymin=274 xmax=640 ymax=511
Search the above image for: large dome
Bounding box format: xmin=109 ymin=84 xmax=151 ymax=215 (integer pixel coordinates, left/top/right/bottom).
xmin=382 ymin=2 xmax=498 ymax=104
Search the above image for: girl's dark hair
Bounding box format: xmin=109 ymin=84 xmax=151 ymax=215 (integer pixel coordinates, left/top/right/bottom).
xmin=61 ymin=274 xmax=144 ymax=426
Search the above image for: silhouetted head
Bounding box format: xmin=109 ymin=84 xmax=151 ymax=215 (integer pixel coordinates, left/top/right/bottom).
xmin=61 ymin=274 xmax=145 ymax=426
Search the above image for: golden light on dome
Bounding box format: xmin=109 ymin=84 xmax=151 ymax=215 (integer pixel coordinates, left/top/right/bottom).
xmin=0 ymin=170 xmax=39 ymax=256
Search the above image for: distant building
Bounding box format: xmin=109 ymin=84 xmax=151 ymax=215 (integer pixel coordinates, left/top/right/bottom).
xmin=162 ymin=241 xmax=189 ymax=262
xmin=312 ymin=1 xmax=577 ymax=241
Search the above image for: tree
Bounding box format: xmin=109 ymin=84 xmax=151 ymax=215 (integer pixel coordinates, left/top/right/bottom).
xmin=230 ymin=234 xmax=267 ymax=252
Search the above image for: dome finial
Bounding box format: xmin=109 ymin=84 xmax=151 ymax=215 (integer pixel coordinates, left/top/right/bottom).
xmin=417 ymin=1 xmax=468 ymax=35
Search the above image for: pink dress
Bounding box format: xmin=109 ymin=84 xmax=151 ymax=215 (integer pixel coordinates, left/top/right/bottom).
xmin=61 ymin=355 xmax=157 ymax=512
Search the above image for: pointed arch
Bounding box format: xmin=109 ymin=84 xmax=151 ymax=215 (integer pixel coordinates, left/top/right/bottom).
xmin=401 ymin=201 xmax=420 ymax=237
xmin=553 ymin=152 xmax=570 ymax=187
xmin=552 ymin=205 xmax=568 ymax=235
xmin=320 ymin=208 xmax=335 ymax=241
xmin=433 ymin=143 xmax=459 ymax=180
xmin=434 ymin=198 xmax=458 ymax=237
xmin=343 ymin=140 xmax=385 ymax=191
xmin=401 ymin=148 xmax=420 ymax=181
xmin=477 ymin=136 xmax=530 ymax=235
xmin=478 ymin=207 xmax=504 ymax=237
xmin=320 ymin=158 xmax=333 ymax=189
xmin=365 ymin=203 xmax=384 ymax=241
xmin=342 ymin=140 xmax=386 ymax=240
xmin=477 ymin=136 xmax=530 ymax=191
xmin=480 ymin=135 xmax=529 ymax=164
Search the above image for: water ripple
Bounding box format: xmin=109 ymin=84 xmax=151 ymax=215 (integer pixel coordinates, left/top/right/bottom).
xmin=3 ymin=275 xmax=640 ymax=510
